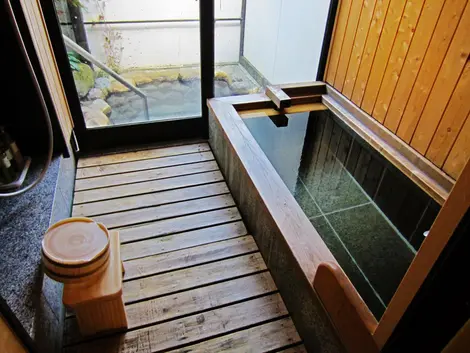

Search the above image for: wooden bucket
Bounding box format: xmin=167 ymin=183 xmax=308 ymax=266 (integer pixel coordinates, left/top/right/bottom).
xmin=42 ymin=217 xmax=110 ymax=284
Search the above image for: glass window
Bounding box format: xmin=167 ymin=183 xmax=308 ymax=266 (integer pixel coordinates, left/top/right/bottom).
xmin=55 ymin=0 xmax=202 ymax=128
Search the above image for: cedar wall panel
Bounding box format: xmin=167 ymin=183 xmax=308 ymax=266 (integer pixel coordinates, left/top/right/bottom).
xmin=325 ymin=0 xmax=470 ymax=180
xmin=19 ymin=0 xmax=74 ymax=154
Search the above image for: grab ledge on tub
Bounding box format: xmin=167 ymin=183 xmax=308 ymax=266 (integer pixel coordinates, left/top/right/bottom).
xmin=314 ymin=262 xmax=379 ymax=353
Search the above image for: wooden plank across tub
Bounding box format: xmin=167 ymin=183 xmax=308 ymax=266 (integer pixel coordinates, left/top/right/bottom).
xmin=64 ymin=142 xmax=305 ymax=353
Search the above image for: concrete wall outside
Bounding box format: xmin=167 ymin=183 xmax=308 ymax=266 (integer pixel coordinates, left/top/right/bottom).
xmin=243 ymin=0 xmax=330 ymax=84
xmin=78 ymin=0 xmax=242 ymax=69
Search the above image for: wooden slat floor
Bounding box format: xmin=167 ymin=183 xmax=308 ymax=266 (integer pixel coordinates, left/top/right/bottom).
xmin=63 ymin=142 xmax=306 ymax=353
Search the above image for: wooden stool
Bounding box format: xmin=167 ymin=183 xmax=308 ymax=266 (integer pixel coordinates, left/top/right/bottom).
xmin=42 ymin=218 xmax=128 ymax=336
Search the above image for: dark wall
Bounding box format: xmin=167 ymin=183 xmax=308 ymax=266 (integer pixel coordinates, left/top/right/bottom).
xmin=384 ymin=208 xmax=470 ymax=352
xmin=2 ymin=1 xmax=66 ymax=157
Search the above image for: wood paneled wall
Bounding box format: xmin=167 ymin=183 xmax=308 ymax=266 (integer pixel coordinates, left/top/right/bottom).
xmin=19 ymin=0 xmax=74 ymax=154
xmin=325 ymin=0 xmax=470 ymax=180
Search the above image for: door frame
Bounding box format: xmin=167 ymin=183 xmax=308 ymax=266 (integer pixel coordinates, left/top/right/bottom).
xmin=40 ymin=0 xmax=215 ymax=154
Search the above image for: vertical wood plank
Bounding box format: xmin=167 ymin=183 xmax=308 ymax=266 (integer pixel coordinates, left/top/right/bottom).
xmin=383 ymin=0 xmax=446 ymax=132
xmin=361 ymin=0 xmax=408 ymax=115
xmin=334 ymin=0 xmax=365 ymax=91
xmin=372 ymin=0 xmax=426 ymax=123
xmin=343 ymin=0 xmax=378 ymax=98
xmin=443 ymin=114 xmax=470 ymax=179
xmin=426 ymin=63 xmax=470 ymax=167
xmin=410 ymin=9 xmax=470 ymax=154
xmin=396 ymin=0 xmax=467 ymax=143
xmin=325 ymin=0 xmax=354 ymax=85
xmin=352 ymin=0 xmax=393 ymax=105
xmin=19 ymin=0 xmax=74 ymax=151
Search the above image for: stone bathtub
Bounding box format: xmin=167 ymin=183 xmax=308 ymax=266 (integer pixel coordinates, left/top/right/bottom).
xmin=207 ymin=83 xmax=445 ymax=352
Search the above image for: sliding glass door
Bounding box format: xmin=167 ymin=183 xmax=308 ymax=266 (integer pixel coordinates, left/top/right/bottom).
xmin=45 ymin=0 xmax=331 ymax=152
xmin=47 ymin=0 xmax=214 ymax=151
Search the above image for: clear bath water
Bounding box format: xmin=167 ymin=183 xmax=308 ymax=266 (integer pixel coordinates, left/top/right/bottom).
xmin=243 ymin=110 xmax=440 ymax=319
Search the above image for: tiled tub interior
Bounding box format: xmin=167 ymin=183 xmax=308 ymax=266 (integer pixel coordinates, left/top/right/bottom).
xmin=243 ymin=110 xmax=441 ymax=319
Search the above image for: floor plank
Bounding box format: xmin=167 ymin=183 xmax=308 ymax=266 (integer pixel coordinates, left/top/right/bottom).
xmin=95 ymin=194 xmax=234 ymax=229
xmin=76 ymin=151 xmax=214 ymax=179
xmin=77 ymin=143 xmax=210 ymax=168
xmin=123 ymin=253 xmax=267 ymax=303
xmin=119 ymin=207 xmax=243 ymax=244
xmin=63 ymin=294 xmax=287 ymax=353
xmin=120 ymin=221 xmax=247 ymax=261
xmin=74 ymin=169 xmax=222 ymax=204
xmin=167 ymin=318 xmax=301 ymax=353
xmin=74 ymin=161 xmax=219 ymax=192
xmin=64 ymin=272 xmax=277 ymax=346
xmin=73 ymin=182 xmax=229 ymax=217
xmin=67 ymin=143 xmax=304 ymax=353
xmin=124 ymin=236 xmax=258 ymax=281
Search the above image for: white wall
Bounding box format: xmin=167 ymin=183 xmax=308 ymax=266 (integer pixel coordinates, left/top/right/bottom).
xmin=79 ymin=0 xmax=242 ymax=69
xmin=243 ymin=0 xmax=330 ymax=84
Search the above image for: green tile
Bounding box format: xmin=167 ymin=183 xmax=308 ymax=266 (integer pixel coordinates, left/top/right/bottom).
xmin=293 ymin=182 xmax=321 ymax=218
xmin=301 ymin=151 xmax=369 ymax=213
xmin=311 ymin=216 xmax=386 ymax=319
xmin=326 ymin=204 xmax=415 ymax=305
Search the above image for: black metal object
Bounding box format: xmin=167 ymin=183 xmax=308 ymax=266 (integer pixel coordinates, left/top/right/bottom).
xmin=199 ymin=0 xmax=215 ymax=139
xmin=60 ymin=18 xmax=240 ymax=26
xmin=239 ymin=0 xmax=247 ymax=57
xmin=316 ymin=0 xmax=339 ymax=81
xmin=66 ymin=2 xmax=90 ymax=53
